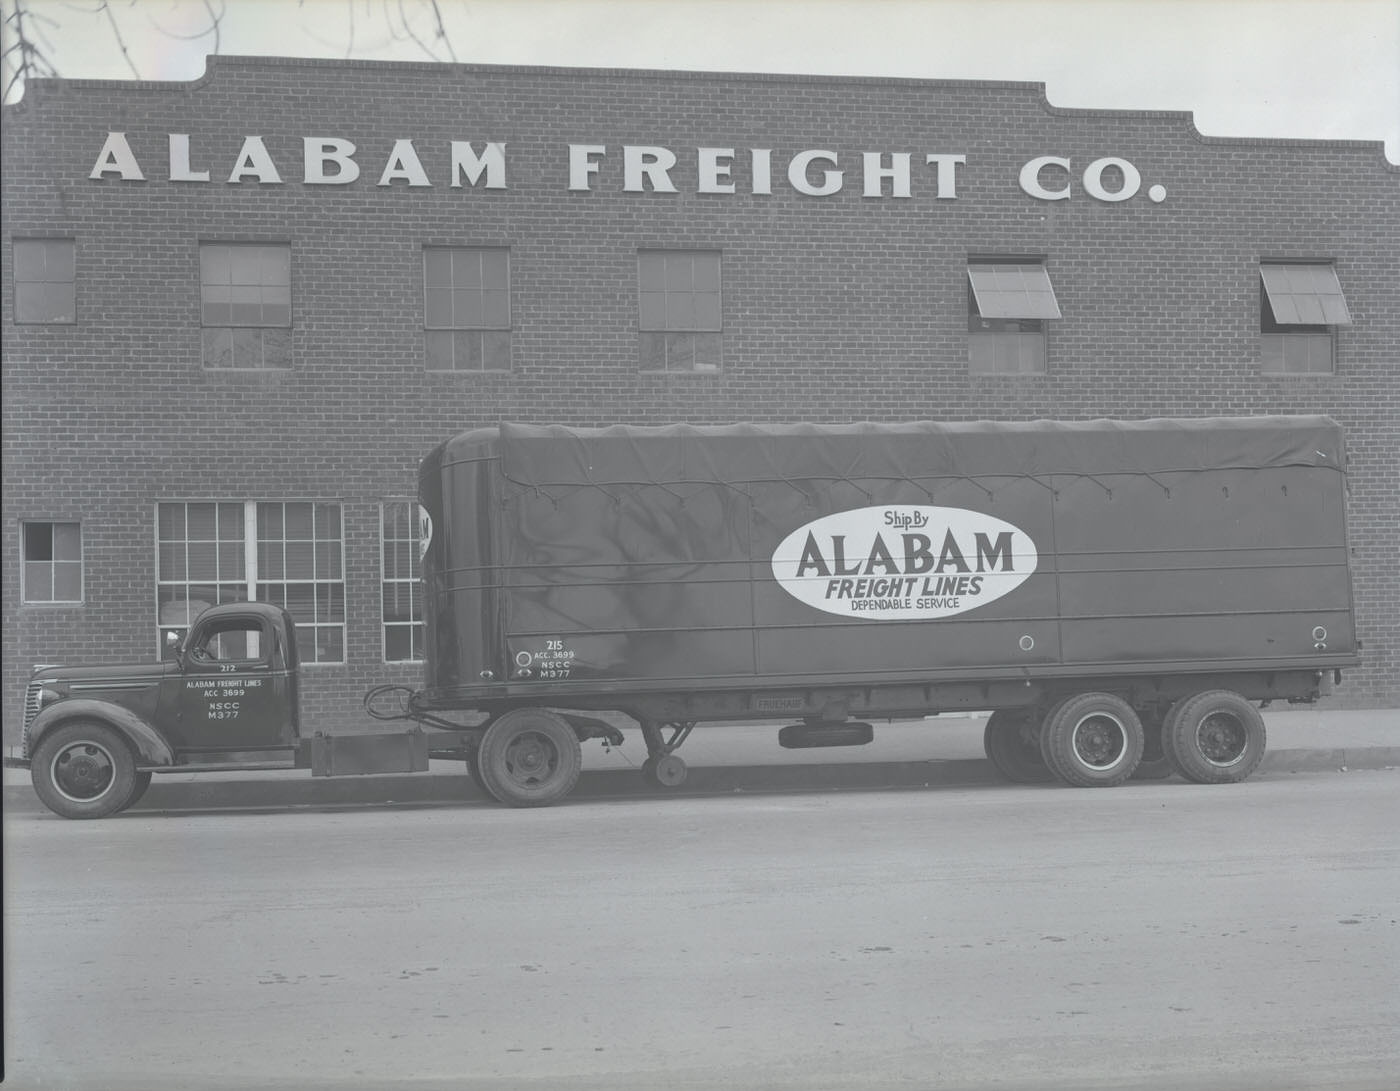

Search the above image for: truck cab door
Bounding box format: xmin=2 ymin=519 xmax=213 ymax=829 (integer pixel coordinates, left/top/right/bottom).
xmin=174 ymin=612 xmax=296 ymax=753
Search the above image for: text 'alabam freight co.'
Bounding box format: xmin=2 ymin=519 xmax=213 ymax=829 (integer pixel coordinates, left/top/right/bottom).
xmin=86 ymin=135 xmax=1171 ymax=203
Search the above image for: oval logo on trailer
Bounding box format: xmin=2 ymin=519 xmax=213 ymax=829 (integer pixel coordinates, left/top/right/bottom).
xmin=771 ymin=505 xmax=1038 ymax=620
xmin=416 ymin=504 xmax=433 ymax=562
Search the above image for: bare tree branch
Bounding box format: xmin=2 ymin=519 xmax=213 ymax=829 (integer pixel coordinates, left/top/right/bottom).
xmin=3 ymin=0 xmax=459 ymax=104
xmin=427 ymin=0 xmax=456 ymax=63
xmin=98 ymin=0 xmax=141 ymax=80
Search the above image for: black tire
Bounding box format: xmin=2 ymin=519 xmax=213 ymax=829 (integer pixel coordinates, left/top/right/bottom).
xmin=30 ymin=720 xmax=138 ymax=820
xmin=117 ymin=771 xmax=154 ymax=812
xmin=1040 ymin=693 xmax=1144 ymax=788
xmin=1038 ymin=697 xmax=1075 ymax=783
xmin=1130 ymin=709 xmax=1174 ymax=781
xmin=983 ymin=709 xmax=1055 ymax=784
xmin=465 ymin=754 xmax=496 ymax=800
xmin=476 ymin=709 xmax=582 ymax=807
xmin=1162 ymin=690 xmax=1266 ymax=785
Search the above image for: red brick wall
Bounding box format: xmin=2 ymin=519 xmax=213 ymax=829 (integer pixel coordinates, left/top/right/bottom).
xmin=3 ymin=58 xmax=1396 ymax=746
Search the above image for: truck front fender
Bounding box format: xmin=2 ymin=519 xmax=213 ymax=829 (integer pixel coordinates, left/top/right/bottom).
xmin=26 ymin=700 xmax=175 ymax=768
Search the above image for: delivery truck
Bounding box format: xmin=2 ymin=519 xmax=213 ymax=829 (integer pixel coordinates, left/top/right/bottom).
xmin=15 ymin=416 xmax=1359 ymax=818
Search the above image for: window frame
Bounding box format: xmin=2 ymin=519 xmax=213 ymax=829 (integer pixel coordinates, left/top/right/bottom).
xmin=198 ymin=241 xmax=293 ymax=370
xmin=637 ymin=249 xmax=723 ymax=373
xmin=966 ymin=258 xmax=1058 ymax=376
xmin=21 ymin=520 xmax=84 ymax=605
xmin=422 ymin=245 xmax=513 ymax=372
xmin=155 ymin=500 xmax=345 ymax=664
xmin=1259 ymin=261 xmax=1348 ymax=376
xmin=380 ymin=500 xmax=424 ymax=663
xmin=13 ymin=238 xmax=77 ymax=325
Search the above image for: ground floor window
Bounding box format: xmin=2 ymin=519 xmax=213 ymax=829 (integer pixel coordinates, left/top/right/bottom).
xmin=380 ymin=501 xmax=423 ymax=662
xmin=22 ymin=521 xmax=82 ymax=603
xmin=157 ymin=501 xmax=344 ymax=662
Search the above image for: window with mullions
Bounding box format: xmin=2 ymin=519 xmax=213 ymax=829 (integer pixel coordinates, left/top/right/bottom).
xmin=200 ymin=243 xmax=292 ymax=369
xmin=638 ymin=250 xmax=722 ymax=372
xmin=381 ymin=502 xmax=423 ymax=662
xmin=156 ymin=501 xmax=344 ymax=663
xmin=256 ymin=503 xmax=345 ymax=664
xmin=967 ymin=261 xmax=1061 ymax=374
xmin=22 ymin=522 xmax=83 ymax=603
xmin=1260 ymin=263 xmax=1350 ymax=375
xmin=14 ymin=239 xmax=77 ymax=324
xmin=424 ymin=247 xmax=511 ymax=371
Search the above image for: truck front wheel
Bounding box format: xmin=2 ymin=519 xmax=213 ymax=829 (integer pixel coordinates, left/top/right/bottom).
xmin=1040 ymin=693 xmax=1143 ymax=788
xmin=31 ymin=720 xmax=139 ymax=820
xmin=477 ymin=709 xmax=582 ymax=807
xmin=1161 ymin=690 xmax=1266 ymax=784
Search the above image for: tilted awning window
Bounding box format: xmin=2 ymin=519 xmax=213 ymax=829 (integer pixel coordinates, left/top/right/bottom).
xmin=1260 ymin=263 xmax=1352 ymax=325
xmin=967 ymin=263 xmax=1062 ymax=319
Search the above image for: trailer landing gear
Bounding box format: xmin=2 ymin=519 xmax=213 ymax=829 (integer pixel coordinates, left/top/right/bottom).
xmin=641 ymin=722 xmax=694 ymax=788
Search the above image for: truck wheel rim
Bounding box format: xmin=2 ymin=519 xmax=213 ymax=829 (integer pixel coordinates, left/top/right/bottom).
xmin=1195 ymin=712 xmax=1248 ymax=767
xmin=1070 ymin=714 xmax=1126 ymax=771
xmin=50 ymin=742 xmax=117 ymax=803
xmin=502 ymin=731 xmax=558 ymax=788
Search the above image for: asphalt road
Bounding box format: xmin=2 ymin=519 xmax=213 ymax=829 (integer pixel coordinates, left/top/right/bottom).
xmin=3 ymin=769 xmax=1398 ymax=1091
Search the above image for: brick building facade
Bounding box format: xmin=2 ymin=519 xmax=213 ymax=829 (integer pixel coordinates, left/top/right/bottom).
xmin=3 ymin=56 xmax=1396 ymax=746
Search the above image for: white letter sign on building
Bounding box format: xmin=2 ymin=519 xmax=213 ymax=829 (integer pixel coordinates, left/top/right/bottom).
xmin=771 ymin=506 xmax=1039 ymax=620
xmin=82 ymin=133 xmax=1169 ymax=204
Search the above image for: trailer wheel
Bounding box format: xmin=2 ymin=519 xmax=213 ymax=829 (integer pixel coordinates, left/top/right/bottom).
xmin=1129 ymin=710 xmax=1174 ymax=781
xmin=1037 ymin=697 xmax=1074 ymax=783
xmin=31 ymin=720 xmax=138 ymax=820
xmin=1040 ymin=693 xmax=1143 ymax=788
xmin=465 ymin=755 xmax=496 ymax=801
xmin=1162 ymin=690 xmax=1266 ymax=785
xmin=983 ymin=710 xmax=1054 ymax=784
xmin=476 ymin=709 xmax=582 ymax=807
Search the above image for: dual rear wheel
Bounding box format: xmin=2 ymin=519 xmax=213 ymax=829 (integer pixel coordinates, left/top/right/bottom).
xmin=984 ymin=689 xmax=1266 ymax=788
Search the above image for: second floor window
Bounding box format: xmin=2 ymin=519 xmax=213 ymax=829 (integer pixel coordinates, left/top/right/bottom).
xmin=1260 ymin=262 xmax=1351 ymax=374
xmin=967 ymin=260 xmax=1060 ymax=374
xmin=424 ymin=247 xmax=511 ymax=371
xmin=200 ymin=243 xmax=292 ymax=369
xmin=13 ymin=239 xmax=76 ymax=324
xmin=639 ymin=250 xmax=722 ymax=372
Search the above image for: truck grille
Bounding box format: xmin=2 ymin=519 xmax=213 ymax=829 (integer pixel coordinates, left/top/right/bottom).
xmin=22 ymin=681 xmax=43 ymax=758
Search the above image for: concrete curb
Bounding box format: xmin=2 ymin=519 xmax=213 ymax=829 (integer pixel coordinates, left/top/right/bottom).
xmin=5 ymin=747 xmax=1397 ymax=815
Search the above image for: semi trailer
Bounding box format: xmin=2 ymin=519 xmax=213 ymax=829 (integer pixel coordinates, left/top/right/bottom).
xmin=16 ymin=416 xmax=1359 ymax=818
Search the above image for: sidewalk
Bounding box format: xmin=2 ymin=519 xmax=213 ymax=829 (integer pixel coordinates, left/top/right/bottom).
xmin=5 ymin=708 xmax=1396 ymax=814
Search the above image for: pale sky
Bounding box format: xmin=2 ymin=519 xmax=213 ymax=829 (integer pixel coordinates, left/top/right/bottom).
xmin=5 ymin=0 xmax=1398 ymax=163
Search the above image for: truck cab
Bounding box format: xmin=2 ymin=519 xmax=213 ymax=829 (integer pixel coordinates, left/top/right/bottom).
xmin=21 ymin=603 xmax=302 ymax=817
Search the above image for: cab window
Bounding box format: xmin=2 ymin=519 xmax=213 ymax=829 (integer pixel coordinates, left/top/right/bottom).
xmin=189 ymin=618 xmax=266 ymax=664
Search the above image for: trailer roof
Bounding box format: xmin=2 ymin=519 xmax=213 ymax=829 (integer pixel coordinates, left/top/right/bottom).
xmin=435 ymin=416 xmax=1344 ymax=488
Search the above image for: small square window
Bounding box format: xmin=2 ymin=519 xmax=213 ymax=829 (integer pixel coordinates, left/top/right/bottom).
xmin=22 ymin=521 xmax=83 ymax=603
xmin=13 ymin=239 xmax=77 ymax=324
